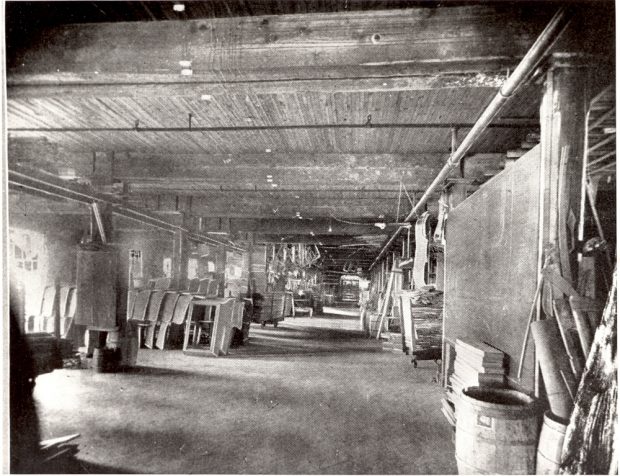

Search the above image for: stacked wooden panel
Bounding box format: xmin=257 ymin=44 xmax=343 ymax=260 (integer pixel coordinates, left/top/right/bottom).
xmin=449 ymin=339 xmax=505 ymax=396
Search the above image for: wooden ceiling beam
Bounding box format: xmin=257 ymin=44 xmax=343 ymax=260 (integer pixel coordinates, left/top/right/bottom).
xmin=100 ymin=151 xmax=501 ymax=168
xmin=253 ymin=234 xmax=385 ymax=246
xmin=230 ymin=218 xmax=394 ymax=235
xmin=132 ymin=196 xmax=408 ymax=210
xmin=8 ymin=6 xmax=552 ymax=82
xmin=8 ymin=121 xmax=538 ymax=133
xmin=130 ymin=189 xmax=413 ymax=200
xmin=8 ymin=73 xmax=509 ymax=99
xmin=134 ymin=206 xmax=406 ymax=220
xmin=109 ymin=157 xmax=449 ymax=187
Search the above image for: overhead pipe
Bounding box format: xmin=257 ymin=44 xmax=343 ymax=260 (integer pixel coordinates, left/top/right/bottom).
xmin=370 ymin=6 xmax=572 ymax=270
xmin=8 ymin=169 xmax=244 ymax=251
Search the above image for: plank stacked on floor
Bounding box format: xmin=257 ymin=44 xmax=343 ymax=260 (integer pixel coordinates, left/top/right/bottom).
xmin=407 ymin=290 xmax=443 ymax=358
xmin=449 ymin=339 xmax=505 ymax=397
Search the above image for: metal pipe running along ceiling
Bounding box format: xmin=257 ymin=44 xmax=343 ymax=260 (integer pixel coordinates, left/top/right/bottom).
xmin=370 ymin=6 xmax=573 ymax=270
xmin=8 ymin=169 xmax=244 ymax=251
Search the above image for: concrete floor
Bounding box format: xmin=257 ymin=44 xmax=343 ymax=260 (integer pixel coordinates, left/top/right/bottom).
xmin=33 ymin=319 xmax=457 ymax=474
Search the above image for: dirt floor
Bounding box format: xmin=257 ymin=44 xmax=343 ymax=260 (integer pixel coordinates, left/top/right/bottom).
xmin=32 ymin=318 xmax=457 ymax=474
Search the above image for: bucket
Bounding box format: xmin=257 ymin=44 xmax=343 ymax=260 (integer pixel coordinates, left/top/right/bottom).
xmin=455 ymin=387 xmax=543 ymax=474
xmin=536 ymin=411 xmax=569 ymax=475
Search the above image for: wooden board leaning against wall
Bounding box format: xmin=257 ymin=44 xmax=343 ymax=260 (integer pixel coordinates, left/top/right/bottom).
xmin=444 ymin=145 xmax=541 ymax=392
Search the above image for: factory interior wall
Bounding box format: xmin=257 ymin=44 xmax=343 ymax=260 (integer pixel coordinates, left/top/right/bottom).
xmin=8 ymin=212 xmax=88 ymax=319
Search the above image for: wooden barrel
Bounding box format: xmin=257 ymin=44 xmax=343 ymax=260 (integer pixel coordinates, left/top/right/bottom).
xmin=92 ymin=348 xmax=105 ymax=373
xmin=92 ymin=347 xmax=121 ymax=373
xmin=536 ymin=411 xmax=569 ymax=475
xmin=455 ymin=387 xmax=543 ymax=474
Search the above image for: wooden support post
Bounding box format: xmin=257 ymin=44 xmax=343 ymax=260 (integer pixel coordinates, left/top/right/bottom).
xmin=540 ymin=53 xmax=590 ymax=286
xmin=172 ymin=228 xmax=189 ymax=291
xmin=536 ymin=53 xmax=591 ymax=398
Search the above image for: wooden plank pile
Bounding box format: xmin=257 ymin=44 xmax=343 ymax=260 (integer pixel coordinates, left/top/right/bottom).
xmin=449 ymin=339 xmax=505 ymax=396
xmin=412 ymin=310 xmax=443 ymax=350
xmin=409 ymin=290 xmax=443 ymax=359
xmin=443 ymin=339 xmax=506 ymax=425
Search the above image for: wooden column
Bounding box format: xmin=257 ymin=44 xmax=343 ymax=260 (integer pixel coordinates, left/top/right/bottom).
xmin=172 ymin=228 xmax=189 ymax=291
xmin=540 ymin=53 xmax=590 ymax=286
xmin=537 ymin=53 xmax=590 ymax=397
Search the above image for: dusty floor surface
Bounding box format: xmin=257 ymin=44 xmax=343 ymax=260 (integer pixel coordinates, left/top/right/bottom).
xmin=33 ymin=318 xmax=457 ymax=474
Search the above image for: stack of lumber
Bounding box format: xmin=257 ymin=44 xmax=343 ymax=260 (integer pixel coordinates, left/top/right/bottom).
xmin=449 ymin=339 xmax=505 ymax=396
xmin=412 ymin=310 xmax=443 ymax=350
xmin=403 ymin=289 xmax=443 ymax=356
